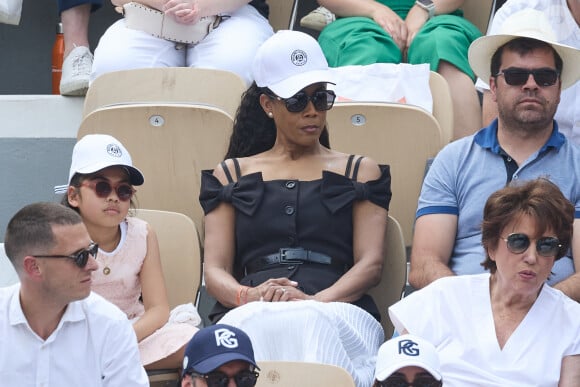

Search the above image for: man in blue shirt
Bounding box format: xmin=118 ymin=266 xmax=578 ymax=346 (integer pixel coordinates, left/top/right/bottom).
xmin=409 ymin=9 xmax=580 ymax=302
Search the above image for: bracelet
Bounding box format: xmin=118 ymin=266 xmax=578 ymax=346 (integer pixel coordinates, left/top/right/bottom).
xmin=236 ymin=286 xmax=250 ymax=306
xmin=241 ymin=286 xmax=250 ymax=305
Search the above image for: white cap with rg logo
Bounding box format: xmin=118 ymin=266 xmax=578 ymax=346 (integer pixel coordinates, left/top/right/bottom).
xmin=374 ymin=334 xmax=442 ymax=381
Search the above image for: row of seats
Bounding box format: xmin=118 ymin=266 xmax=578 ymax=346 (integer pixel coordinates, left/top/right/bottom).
xmin=82 ymin=67 xmax=451 ymax=245
xmin=79 ymin=66 xmax=443 ymax=333
xmin=80 ymin=67 xmax=416 ymax=385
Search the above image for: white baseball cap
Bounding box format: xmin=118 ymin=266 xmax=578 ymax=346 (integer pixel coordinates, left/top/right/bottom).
xmin=55 ymin=134 xmax=144 ymax=194
xmin=252 ymin=30 xmax=335 ymax=98
xmin=374 ymin=335 xmax=442 ymax=382
xmin=468 ymin=8 xmax=580 ymax=89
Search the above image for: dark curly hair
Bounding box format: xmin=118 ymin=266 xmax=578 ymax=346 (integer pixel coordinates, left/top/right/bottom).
xmin=225 ymin=82 xmax=330 ymax=159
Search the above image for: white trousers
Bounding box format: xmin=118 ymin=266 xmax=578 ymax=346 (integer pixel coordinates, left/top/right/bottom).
xmin=91 ymin=5 xmax=273 ymax=85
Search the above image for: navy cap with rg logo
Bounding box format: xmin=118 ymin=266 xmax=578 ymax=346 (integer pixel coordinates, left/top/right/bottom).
xmin=182 ymin=324 xmax=258 ymax=375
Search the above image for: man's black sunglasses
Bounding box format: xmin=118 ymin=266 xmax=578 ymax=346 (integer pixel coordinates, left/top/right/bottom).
xmin=495 ymin=67 xmax=560 ymax=87
xmin=32 ymin=242 xmax=98 ymax=268
xmin=189 ymin=369 xmax=259 ymax=387
xmin=268 ymin=89 xmax=336 ymax=113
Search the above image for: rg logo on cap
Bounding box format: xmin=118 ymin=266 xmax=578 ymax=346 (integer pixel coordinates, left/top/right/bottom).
xmin=291 ymin=49 xmax=307 ymax=66
xmin=215 ymin=328 xmax=239 ymax=349
xmin=106 ymin=144 xmax=123 ymax=158
xmin=399 ymin=339 xmax=420 ymax=356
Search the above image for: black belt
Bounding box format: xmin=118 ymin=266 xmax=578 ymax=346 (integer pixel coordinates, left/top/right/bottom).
xmin=245 ymin=248 xmax=349 ymax=274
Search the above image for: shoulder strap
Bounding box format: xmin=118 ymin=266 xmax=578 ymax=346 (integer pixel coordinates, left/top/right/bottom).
xmin=220 ymin=158 xmax=243 ymax=183
xmin=345 ymin=154 xmax=355 ymax=178
xmin=220 ymin=161 xmax=234 ymax=183
xmin=232 ymin=158 xmax=242 ymax=179
xmin=345 ymin=155 xmax=364 ymax=179
xmin=351 ymin=156 xmax=364 ymax=180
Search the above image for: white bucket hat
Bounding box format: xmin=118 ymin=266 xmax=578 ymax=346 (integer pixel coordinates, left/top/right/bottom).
xmin=468 ymin=8 xmax=580 ymax=89
xmin=54 ymin=134 xmax=144 ymax=194
xmin=252 ymin=30 xmax=335 ymax=98
xmin=374 ymin=335 xmax=442 ymax=382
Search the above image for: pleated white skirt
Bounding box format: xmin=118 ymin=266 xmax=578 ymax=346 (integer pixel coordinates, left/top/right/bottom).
xmin=219 ymin=300 xmax=383 ymax=387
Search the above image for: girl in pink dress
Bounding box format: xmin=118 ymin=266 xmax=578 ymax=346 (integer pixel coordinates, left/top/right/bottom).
xmin=58 ymin=133 xmax=199 ymax=369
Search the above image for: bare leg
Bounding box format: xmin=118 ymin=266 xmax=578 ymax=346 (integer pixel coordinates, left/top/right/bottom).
xmin=59 ymin=3 xmax=93 ymax=95
xmin=438 ymin=61 xmax=482 ymax=139
xmin=61 ymin=3 xmax=91 ymax=58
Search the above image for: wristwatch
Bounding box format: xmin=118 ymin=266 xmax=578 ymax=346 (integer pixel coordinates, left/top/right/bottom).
xmin=415 ymin=0 xmax=435 ymax=20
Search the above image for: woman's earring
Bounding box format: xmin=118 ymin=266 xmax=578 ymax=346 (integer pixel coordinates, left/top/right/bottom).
xmin=267 ymin=112 xmax=273 ymax=118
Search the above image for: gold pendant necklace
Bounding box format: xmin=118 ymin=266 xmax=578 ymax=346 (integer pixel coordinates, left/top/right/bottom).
xmin=99 ymin=232 xmax=120 ymax=276
xmin=99 ymin=252 xmax=111 ymax=275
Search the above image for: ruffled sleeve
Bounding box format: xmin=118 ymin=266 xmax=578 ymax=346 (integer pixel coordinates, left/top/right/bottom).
xmin=321 ymin=165 xmax=392 ymax=214
xmin=199 ymin=170 xmax=265 ymax=216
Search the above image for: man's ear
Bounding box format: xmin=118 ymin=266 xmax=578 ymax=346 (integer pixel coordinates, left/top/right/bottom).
xmin=489 ymin=77 xmax=498 ymax=103
xmin=22 ymin=256 xmax=42 ymax=280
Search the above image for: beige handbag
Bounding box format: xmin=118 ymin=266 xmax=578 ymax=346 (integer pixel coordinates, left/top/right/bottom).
xmin=122 ymin=2 xmax=223 ymax=45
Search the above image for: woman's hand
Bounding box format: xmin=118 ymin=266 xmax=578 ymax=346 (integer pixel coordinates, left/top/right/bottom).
xmin=162 ymin=0 xmax=250 ymax=23
xmin=163 ymin=0 xmax=204 ymax=24
xmin=404 ymin=5 xmax=429 ymax=55
xmin=371 ymin=6 xmax=407 ymax=51
xmin=247 ymin=278 xmax=301 ymax=302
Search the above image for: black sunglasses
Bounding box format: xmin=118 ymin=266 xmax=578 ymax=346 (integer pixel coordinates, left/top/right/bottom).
xmin=269 ymin=89 xmax=336 ymax=113
xmin=375 ymin=375 xmax=442 ymax=387
xmin=81 ymin=180 xmax=136 ymax=202
xmin=495 ymin=67 xmax=560 ymax=87
xmin=190 ymin=370 xmax=259 ymax=387
xmin=502 ymin=233 xmax=561 ymax=257
xmin=32 ymin=242 xmax=98 ymax=268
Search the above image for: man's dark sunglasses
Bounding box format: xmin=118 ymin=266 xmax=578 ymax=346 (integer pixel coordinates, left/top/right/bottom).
xmin=495 ymin=67 xmax=560 ymax=87
xmin=269 ymin=89 xmax=336 ymax=113
xmin=32 ymin=242 xmax=98 ymax=268
xmin=375 ymin=375 xmax=442 ymax=387
xmin=502 ymin=233 xmax=561 ymax=257
xmin=189 ymin=370 xmax=259 ymax=387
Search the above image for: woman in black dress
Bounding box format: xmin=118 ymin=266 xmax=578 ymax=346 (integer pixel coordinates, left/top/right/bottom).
xmin=200 ymin=30 xmax=392 ymax=387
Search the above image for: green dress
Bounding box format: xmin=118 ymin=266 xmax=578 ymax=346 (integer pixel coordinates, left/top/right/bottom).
xmin=318 ymin=0 xmax=481 ymax=79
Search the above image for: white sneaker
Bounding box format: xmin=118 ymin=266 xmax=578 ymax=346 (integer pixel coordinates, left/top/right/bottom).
xmin=300 ymin=6 xmax=336 ymax=31
xmin=59 ymin=46 xmax=93 ymax=96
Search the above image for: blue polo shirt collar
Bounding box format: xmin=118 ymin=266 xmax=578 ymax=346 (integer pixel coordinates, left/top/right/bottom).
xmin=474 ymin=118 xmax=566 ymax=154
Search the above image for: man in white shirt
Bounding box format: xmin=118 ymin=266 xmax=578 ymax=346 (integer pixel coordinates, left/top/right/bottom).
xmin=0 ymin=202 xmax=148 ymax=386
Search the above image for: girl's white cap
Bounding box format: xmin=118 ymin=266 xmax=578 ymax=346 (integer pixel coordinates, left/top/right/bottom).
xmin=54 ymin=134 xmax=144 ymax=194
